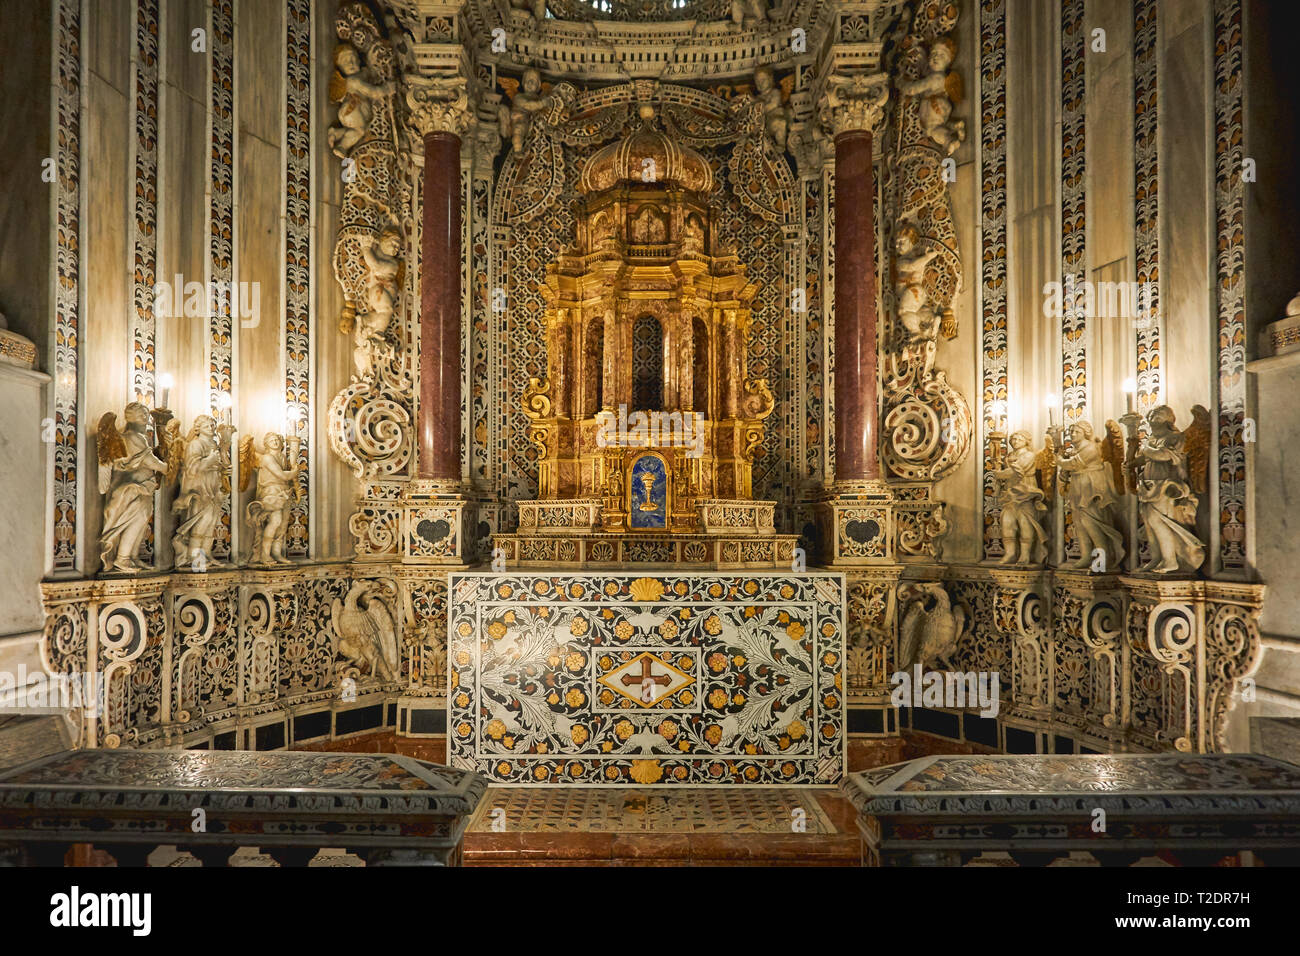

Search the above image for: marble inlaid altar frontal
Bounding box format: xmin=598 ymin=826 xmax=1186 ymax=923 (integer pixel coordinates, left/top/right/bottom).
xmin=448 ymin=573 xmax=846 ymax=786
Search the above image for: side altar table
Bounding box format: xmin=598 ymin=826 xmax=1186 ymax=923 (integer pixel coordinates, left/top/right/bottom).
xmin=842 ymin=753 xmax=1300 ymax=866
xmin=0 ymin=750 xmax=486 ymax=866
xmin=448 ymin=572 xmax=846 ymax=786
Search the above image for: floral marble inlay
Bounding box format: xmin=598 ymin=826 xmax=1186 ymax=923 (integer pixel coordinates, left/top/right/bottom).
xmin=448 ymin=572 xmax=846 ymax=785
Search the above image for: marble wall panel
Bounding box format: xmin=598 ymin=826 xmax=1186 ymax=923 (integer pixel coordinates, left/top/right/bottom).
xmin=83 ymin=3 xmax=132 ymax=571
xmin=1253 ymin=366 xmax=1300 ymax=634
xmin=1084 ymin=0 xmax=1135 ymax=429
xmin=1160 ymin=0 xmax=1213 ymax=420
xmin=1085 ymin=0 xmax=1134 ymax=272
xmin=1006 ymin=0 xmax=1059 ymax=442
xmin=236 ymin=131 xmax=285 ymax=440
xmin=158 ymin=70 xmax=210 ymax=428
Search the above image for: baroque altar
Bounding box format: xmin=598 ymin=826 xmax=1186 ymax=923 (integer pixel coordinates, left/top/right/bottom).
xmin=492 ymin=106 xmax=797 ymax=570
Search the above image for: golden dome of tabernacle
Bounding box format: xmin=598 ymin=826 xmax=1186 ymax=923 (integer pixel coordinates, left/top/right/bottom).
xmin=579 ymin=106 xmax=713 ymax=194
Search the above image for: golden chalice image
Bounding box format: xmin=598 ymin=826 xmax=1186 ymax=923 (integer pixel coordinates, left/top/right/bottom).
xmin=638 ymin=471 xmax=659 ymax=511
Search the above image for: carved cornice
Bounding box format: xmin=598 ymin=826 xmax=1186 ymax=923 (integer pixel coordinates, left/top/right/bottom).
xmin=390 ymin=0 xmax=906 ymax=83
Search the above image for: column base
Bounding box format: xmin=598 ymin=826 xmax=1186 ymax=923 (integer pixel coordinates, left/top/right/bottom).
xmin=814 ymin=479 xmax=896 ymax=565
xmin=400 ymin=481 xmax=474 ymax=566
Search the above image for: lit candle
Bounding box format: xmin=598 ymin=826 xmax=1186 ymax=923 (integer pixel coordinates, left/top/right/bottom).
xmin=1121 ymin=377 xmax=1137 ymax=414
xmin=215 ymin=391 xmax=233 ymax=423
xmin=157 ymin=372 xmax=173 ymax=410
xmin=990 ymin=399 xmax=1007 ymax=431
xmin=1045 ymin=392 xmax=1057 ymax=429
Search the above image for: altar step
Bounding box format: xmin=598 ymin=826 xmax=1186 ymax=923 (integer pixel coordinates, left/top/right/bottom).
xmin=462 ymin=787 xmax=860 ymax=866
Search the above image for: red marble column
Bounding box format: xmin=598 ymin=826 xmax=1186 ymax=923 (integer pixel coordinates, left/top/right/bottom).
xmin=833 ymin=128 xmax=879 ymax=483
xmin=419 ymin=131 xmax=461 ymax=481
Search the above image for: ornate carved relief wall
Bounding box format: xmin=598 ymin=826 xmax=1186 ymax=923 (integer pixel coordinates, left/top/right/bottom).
xmin=40 ymin=566 xmax=426 ymax=750
xmin=326 ymin=2 xmax=418 ymax=487
xmin=852 ymin=568 xmax=1263 ymax=756
xmin=879 ymin=0 xmax=973 ymax=486
xmin=26 ymin=0 xmax=1270 ymax=765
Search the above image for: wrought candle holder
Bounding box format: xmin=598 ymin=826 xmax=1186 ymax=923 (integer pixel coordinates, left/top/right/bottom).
xmin=1118 ymin=410 xmax=1144 ymax=494
xmin=988 ymin=425 xmax=1006 ymax=469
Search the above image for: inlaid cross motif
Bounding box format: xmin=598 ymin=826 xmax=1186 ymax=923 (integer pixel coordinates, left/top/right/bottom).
xmin=621 ymin=655 xmax=671 ymax=691
xmin=597 ymin=650 xmax=696 ymax=708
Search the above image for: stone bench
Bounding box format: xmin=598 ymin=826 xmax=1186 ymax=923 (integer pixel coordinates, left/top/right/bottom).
xmin=0 ymin=749 xmax=486 ymax=866
xmin=842 ymin=753 xmax=1300 ymax=866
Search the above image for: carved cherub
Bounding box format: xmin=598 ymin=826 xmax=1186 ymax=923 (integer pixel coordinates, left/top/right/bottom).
xmin=327 ymin=43 xmax=394 ymax=158
xmin=97 ymin=404 xmax=175 ymax=574
xmin=740 ymin=378 xmax=775 ymax=420
xmin=787 ymin=120 xmax=833 ymax=172
xmin=990 ymin=430 xmax=1049 ymax=566
xmin=1102 ymin=419 xmax=1128 ymax=491
xmin=353 ymin=227 xmax=404 ymax=378
xmin=172 ymin=414 xmax=236 ymax=570
xmin=753 ymin=66 xmax=790 ymax=151
xmin=1056 ymin=420 xmax=1125 ymax=571
xmin=896 ymin=283 xmax=938 ymax=341
xmin=900 ymin=36 xmax=965 ymax=156
xmin=240 ymin=433 xmax=302 ymax=566
xmin=498 ymin=68 xmax=549 ymax=154
xmin=895 ymin=221 xmax=941 ymax=291
xmin=1132 ymin=405 xmax=1208 ymax=574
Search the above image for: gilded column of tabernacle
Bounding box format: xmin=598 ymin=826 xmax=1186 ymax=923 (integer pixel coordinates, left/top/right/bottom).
xmin=552 ymin=309 xmax=572 ymax=419
xmin=603 ymin=306 xmax=618 ymax=411
xmin=721 ymin=309 xmax=740 ymax=417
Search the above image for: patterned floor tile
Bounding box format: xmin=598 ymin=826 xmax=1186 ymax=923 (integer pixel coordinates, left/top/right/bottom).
xmin=466 ymin=786 xmax=838 ymax=833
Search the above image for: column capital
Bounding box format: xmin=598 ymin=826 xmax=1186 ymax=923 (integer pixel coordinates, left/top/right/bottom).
xmin=405 ymin=76 xmax=472 ymax=138
xmin=819 ymin=72 xmax=890 ymax=138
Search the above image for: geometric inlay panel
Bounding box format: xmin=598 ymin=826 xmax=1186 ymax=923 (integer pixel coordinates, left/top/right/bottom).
xmin=448 ymin=572 xmax=846 ymax=785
